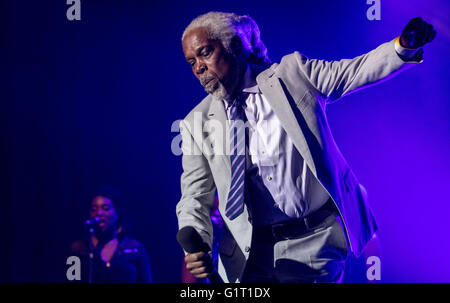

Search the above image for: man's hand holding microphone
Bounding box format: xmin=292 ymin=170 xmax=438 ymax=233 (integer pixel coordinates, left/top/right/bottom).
xmin=177 ymin=226 xmax=223 ymax=283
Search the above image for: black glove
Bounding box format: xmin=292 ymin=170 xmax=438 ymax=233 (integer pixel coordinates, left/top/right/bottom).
xmin=400 ymin=17 xmax=436 ymax=49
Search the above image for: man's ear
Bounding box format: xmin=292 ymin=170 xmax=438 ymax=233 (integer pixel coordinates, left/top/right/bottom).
xmin=230 ymin=36 xmax=243 ymax=57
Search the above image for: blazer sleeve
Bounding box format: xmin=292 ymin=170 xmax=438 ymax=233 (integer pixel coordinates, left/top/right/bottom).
xmin=176 ymin=119 xmax=216 ymax=250
xmin=293 ymin=37 xmax=421 ymax=103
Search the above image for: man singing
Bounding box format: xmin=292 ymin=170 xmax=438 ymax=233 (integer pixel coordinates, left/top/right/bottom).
xmin=176 ymin=12 xmax=435 ymax=282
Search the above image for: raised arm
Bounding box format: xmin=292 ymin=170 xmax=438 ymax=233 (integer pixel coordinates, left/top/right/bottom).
xmin=293 ymin=17 xmax=435 ymax=103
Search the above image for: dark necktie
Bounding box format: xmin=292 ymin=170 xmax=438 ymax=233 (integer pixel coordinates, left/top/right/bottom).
xmin=225 ymin=93 xmax=248 ymax=220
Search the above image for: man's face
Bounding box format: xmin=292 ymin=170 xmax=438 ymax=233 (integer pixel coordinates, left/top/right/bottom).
xmin=182 ymin=27 xmax=241 ymax=101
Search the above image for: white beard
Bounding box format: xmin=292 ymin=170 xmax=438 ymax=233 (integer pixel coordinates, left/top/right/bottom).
xmin=206 ymin=81 xmax=230 ymax=101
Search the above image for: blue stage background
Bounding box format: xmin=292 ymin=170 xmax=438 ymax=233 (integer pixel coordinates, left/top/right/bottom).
xmin=1 ymin=0 xmax=449 ymax=282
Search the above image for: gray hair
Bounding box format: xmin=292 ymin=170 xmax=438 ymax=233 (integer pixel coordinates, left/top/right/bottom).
xmin=182 ymin=11 xmax=271 ymax=65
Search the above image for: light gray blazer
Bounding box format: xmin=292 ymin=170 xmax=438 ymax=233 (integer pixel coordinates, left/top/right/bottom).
xmin=176 ymin=38 xmax=419 ymax=282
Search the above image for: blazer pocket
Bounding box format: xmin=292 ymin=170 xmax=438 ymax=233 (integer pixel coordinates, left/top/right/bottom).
xmin=294 ymin=90 xmax=313 ymax=112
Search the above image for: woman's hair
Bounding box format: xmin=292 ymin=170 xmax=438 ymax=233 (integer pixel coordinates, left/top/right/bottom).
xmin=182 ymin=11 xmax=271 ymax=66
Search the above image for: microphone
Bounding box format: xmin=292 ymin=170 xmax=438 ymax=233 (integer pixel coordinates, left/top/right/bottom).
xmin=85 ymin=217 xmax=100 ymax=234
xmin=176 ymin=226 xmax=223 ymax=283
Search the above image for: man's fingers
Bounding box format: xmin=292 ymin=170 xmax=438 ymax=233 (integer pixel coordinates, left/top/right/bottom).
xmin=191 ymin=266 xmax=213 ymax=278
xmin=427 ymin=26 xmax=436 ymax=43
xmin=184 ymin=251 xmax=214 ymax=279
xmin=194 ymin=272 xmax=210 ymax=279
xmin=423 ymin=24 xmax=433 ymax=44
xmin=184 ymin=252 xmax=206 ymax=263
xmin=184 ymin=251 xmax=213 ymax=273
xmin=190 ymin=266 xmax=208 ymax=275
xmin=430 ymin=29 xmax=437 ymax=42
xmin=186 ymin=260 xmax=205 ymax=270
xmin=402 ymin=17 xmax=437 ymax=48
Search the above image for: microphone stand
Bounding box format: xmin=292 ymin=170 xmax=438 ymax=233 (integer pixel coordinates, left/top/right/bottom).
xmin=87 ymin=222 xmax=95 ymax=284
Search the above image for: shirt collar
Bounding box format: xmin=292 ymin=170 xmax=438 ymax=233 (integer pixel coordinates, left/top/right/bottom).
xmin=223 ymin=65 xmax=260 ymax=108
xmin=241 ymin=64 xmax=260 ymax=93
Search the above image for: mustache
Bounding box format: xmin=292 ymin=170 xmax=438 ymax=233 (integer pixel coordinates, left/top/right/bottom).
xmin=199 ymin=75 xmax=217 ymax=87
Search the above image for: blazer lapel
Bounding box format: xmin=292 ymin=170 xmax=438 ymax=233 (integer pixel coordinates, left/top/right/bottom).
xmin=257 ymin=68 xmax=317 ymax=176
xmin=207 ymin=96 xmax=231 ymax=175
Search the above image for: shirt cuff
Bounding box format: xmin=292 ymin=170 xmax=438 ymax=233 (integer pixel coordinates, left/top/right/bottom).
xmin=394 ymin=36 xmax=423 ymax=62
